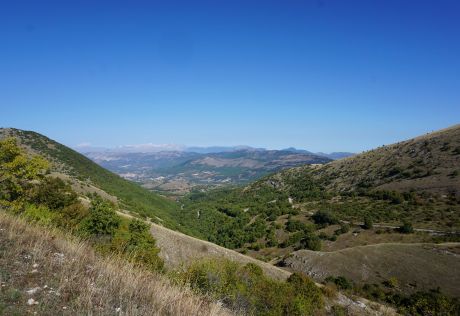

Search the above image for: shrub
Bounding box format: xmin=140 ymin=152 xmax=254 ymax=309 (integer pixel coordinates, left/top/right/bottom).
xmin=286 ymin=273 xmax=324 ymax=315
xmin=399 ymin=289 xmax=460 ymax=316
xmin=398 ymin=220 xmax=414 ymax=234
xmin=0 ymin=137 xmax=49 ymax=202
xmin=285 ymin=219 xmax=308 ymax=232
xmin=281 ymin=231 xmax=303 ymax=248
xmin=79 ymin=199 xmax=121 ymax=236
xmin=22 ymin=203 xmax=57 ymax=226
xmin=312 ymin=210 xmax=338 ymax=226
xmin=56 ymin=203 xmax=89 ymax=229
xmin=28 ymin=177 xmax=78 ymax=210
xmin=325 ymin=276 xmax=353 ymax=290
xmin=384 ymin=277 xmax=399 ymax=289
xmin=177 ymin=259 xmax=323 ymax=315
xmin=363 ymin=215 xmax=373 ymax=229
xmin=125 ymin=219 xmax=164 ymax=271
xmin=300 ymin=233 xmax=321 ymax=251
xmin=335 ymin=222 xmax=350 ymax=235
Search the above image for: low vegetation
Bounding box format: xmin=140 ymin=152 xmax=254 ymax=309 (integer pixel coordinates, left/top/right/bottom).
xmin=0 ymin=137 xmax=327 ymax=315
xmin=324 ymin=275 xmax=460 ymax=316
xmin=174 ymin=259 xmax=323 ymax=315
xmin=0 ymin=211 xmax=228 ymax=315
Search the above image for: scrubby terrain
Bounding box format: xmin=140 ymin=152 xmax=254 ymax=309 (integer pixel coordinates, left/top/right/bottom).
xmin=173 ymin=125 xmax=460 ymax=313
xmin=0 ymin=211 xmax=228 ymax=316
xmin=1 ymin=126 xmax=459 ymax=315
xmin=2 ymin=132 xmax=392 ymax=315
xmin=281 ymin=242 xmax=460 ymax=297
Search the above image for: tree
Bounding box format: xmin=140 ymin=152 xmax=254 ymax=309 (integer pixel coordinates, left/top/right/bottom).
xmin=312 ymin=210 xmax=338 ymax=226
xmin=300 ymin=233 xmax=321 ymax=251
xmin=399 ymin=220 xmax=414 ymax=234
xmin=0 ymin=137 xmax=49 ymax=202
xmin=363 ymin=215 xmax=373 ymax=229
xmin=126 ymin=219 xmax=163 ymax=271
xmin=79 ymin=199 xmax=121 ymax=236
xmin=29 ymin=177 xmax=78 ymax=210
xmin=335 ymin=223 xmax=350 ymax=235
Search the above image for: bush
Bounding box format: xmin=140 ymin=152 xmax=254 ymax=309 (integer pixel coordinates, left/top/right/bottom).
xmin=281 ymin=231 xmax=303 ymax=248
xmin=363 ymin=215 xmax=373 ymax=229
xmin=285 ymin=219 xmax=308 ymax=232
xmin=398 ymin=221 xmax=414 ymax=234
xmin=79 ymin=199 xmax=121 ymax=236
xmin=300 ymin=233 xmax=321 ymax=251
xmin=56 ymin=203 xmax=89 ymax=229
xmin=28 ymin=177 xmax=77 ymax=210
xmin=312 ymin=210 xmax=338 ymax=226
xmin=177 ymin=259 xmax=324 ymax=315
xmin=384 ymin=277 xmax=399 ymax=289
xmin=325 ymin=276 xmax=353 ymax=290
xmin=335 ymin=222 xmax=350 ymax=235
xmin=400 ymin=288 xmax=460 ymax=316
xmin=22 ymin=203 xmax=57 ymax=226
xmin=125 ymin=219 xmax=164 ymax=271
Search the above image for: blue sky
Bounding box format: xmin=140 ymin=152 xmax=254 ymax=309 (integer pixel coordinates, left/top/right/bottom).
xmin=1 ymin=0 xmax=459 ymax=152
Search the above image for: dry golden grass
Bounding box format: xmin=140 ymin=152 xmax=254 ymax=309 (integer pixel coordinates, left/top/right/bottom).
xmin=282 ymin=242 xmax=460 ymax=297
xmin=0 ymin=211 xmax=231 ymax=316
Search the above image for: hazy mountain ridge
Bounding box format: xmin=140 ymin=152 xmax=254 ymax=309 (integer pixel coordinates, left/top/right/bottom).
xmin=84 ymin=148 xmax=333 ymax=195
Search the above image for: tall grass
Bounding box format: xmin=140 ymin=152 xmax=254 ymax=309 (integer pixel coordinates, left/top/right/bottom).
xmin=0 ymin=210 xmax=230 ymax=316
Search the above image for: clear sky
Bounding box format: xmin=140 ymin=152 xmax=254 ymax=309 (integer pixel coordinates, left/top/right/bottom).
xmin=1 ymin=0 xmax=459 ymax=153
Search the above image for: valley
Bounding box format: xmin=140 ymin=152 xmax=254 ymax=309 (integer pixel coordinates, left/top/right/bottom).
xmin=1 ymin=126 xmax=459 ymax=315
xmin=82 ymin=147 xmax=338 ymax=196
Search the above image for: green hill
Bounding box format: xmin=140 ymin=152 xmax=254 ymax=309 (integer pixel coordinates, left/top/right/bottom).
xmin=177 ymin=125 xmax=460 ymax=256
xmin=0 ymin=128 xmax=189 ymax=232
xmin=265 ymin=124 xmax=460 ymax=197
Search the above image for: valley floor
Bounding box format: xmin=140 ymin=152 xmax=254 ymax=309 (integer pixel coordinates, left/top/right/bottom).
xmin=282 ymin=242 xmax=460 ymax=298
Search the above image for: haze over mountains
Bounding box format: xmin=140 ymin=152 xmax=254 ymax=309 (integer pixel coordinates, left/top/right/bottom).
xmin=1 ymin=125 xmax=459 ymax=315
xmin=75 ymin=143 xmax=353 ymax=157
xmin=78 ymin=144 xmax=353 ymax=195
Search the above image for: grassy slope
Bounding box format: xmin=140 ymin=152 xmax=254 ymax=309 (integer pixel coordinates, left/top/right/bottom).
xmin=271 ymin=124 xmax=460 ymax=196
xmin=115 ymin=211 xmax=291 ymax=280
xmin=0 ymin=211 xmax=229 ymax=316
xmin=175 ymin=125 xmax=460 ymax=282
xmin=0 ymin=128 xmax=192 ymax=232
xmin=281 ymin=242 xmax=460 ymax=298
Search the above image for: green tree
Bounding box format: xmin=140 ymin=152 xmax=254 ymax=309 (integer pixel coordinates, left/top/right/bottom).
xmin=79 ymin=199 xmax=121 ymax=236
xmin=363 ymin=215 xmax=373 ymax=229
xmin=29 ymin=177 xmax=78 ymax=210
xmin=126 ymin=219 xmax=164 ymax=271
xmin=0 ymin=137 xmax=48 ymax=203
xmin=300 ymin=233 xmax=321 ymax=251
xmin=399 ymin=220 xmax=414 ymax=234
xmin=312 ymin=210 xmax=338 ymax=226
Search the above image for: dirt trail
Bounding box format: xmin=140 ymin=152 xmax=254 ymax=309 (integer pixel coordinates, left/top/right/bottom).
xmin=341 ymin=220 xmax=459 ymax=235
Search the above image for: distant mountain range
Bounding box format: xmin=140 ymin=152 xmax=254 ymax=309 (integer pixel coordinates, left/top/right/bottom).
xmin=77 ymin=144 xmax=353 ymax=195
xmin=83 ymin=148 xmax=334 ymax=195
xmin=75 ymin=144 xmax=354 ymax=159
